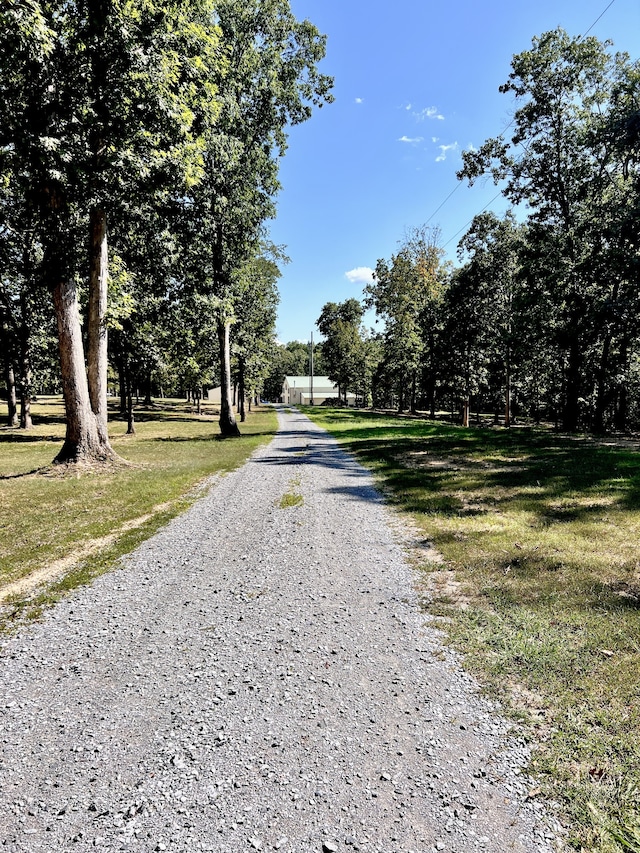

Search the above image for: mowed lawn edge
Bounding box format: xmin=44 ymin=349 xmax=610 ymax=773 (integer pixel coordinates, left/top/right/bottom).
xmin=0 ymin=398 xmax=278 ymax=627
xmin=305 ymin=406 xmax=640 ymax=853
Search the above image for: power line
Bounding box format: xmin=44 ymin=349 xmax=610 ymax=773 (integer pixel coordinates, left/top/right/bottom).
xmin=424 ymin=182 xmax=463 ymax=225
xmin=581 ymin=0 xmax=618 ymax=38
xmin=441 ymin=190 xmax=504 ymax=251
xmin=425 ymin=0 xmax=619 ymax=246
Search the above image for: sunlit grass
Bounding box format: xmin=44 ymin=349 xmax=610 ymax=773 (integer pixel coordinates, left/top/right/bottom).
xmin=306 ymin=407 xmax=640 ymax=853
xmin=0 ymin=397 xmax=277 ymax=594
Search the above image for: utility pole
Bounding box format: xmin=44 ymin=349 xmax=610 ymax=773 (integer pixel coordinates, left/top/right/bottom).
xmin=309 ymin=331 xmax=314 ymax=405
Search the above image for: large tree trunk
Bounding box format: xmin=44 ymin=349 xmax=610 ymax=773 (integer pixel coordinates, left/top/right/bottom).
xmin=53 ymin=278 xmax=114 ymax=463
xmin=4 ymin=361 xmax=18 ymax=427
xmin=238 ymin=358 xmax=246 ymax=422
xmin=87 ymin=207 xmax=110 ymax=443
xmin=217 ymin=317 xmax=240 ymax=437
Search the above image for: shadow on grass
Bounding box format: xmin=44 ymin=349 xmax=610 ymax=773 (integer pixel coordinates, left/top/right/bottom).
xmin=0 ymin=466 xmax=51 ymax=481
xmin=329 ymin=423 xmax=640 ymax=522
xmin=151 ymin=429 xmax=276 ymax=443
xmin=484 ymin=571 xmax=640 ymax=614
xmin=0 ymin=433 xmax=61 ymax=444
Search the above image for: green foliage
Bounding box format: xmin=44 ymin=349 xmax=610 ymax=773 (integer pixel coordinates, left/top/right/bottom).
xmin=458 ymin=28 xmax=640 ymax=432
xmin=231 ymin=247 xmax=282 ymax=410
xmin=0 ymin=0 xmax=331 ymax=443
xmin=366 ymin=225 xmax=449 ymax=414
xmin=317 ymin=298 xmax=367 ymax=402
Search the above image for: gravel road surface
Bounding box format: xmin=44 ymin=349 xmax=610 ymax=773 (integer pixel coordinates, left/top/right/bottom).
xmin=0 ymin=407 xmax=562 ymax=853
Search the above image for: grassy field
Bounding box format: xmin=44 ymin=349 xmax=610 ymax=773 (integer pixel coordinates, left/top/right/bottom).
xmin=0 ymin=397 xmax=277 ymax=624
xmin=306 ymin=407 xmax=640 ymax=853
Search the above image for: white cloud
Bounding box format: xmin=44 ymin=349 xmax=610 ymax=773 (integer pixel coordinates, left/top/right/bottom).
xmin=345 ymin=267 xmax=375 ymax=285
xmin=432 ymin=136 xmax=439 ymax=143
xmin=414 ymin=106 xmax=445 ymax=121
xmin=466 ymin=142 xmax=478 ymax=152
xmin=398 ymin=135 xmax=424 ymax=144
xmin=435 ymin=141 xmax=459 ymax=162
xmin=355 ymin=97 xmax=364 ymax=104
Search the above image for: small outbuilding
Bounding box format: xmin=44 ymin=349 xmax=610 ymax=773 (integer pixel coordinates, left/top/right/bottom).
xmin=282 ymin=376 xmax=355 ymax=406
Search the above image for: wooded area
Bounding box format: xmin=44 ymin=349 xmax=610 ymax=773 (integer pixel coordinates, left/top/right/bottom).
xmin=0 ymin=0 xmax=331 ymax=460
xmin=317 ymin=30 xmax=640 ymax=433
xmin=2 ymin=20 xmax=640 ymax=457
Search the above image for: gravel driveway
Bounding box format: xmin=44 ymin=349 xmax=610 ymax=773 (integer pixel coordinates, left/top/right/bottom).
xmin=0 ymin=406 xmax=561 ymax=853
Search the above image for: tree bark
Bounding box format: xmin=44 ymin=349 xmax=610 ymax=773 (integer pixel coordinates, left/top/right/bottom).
xmin=85 ymin=0 xmax=111 ymax=444
xmin=4 ymin=362 xmax=18 ymax=427
xmin=238 ymin=358 xmax=246 ymax=422
xmin=217 ymin=317 xmax=240 ymax=436
xmin=462 ymin=397 xmax=470 ymax=428
xmin=53 ymin=277 xmax=115 ymax=463
xmin=87 ymin=207 xmax=109 ymax=443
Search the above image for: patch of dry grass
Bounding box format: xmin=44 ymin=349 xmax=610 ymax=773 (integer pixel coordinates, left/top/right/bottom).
xmin=0 ymin=398 xmax=277 ymax=619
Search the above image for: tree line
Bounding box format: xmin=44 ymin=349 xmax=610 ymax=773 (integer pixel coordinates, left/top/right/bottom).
xmin=0 ymin=0 xmax=331 ymax=460
xmin=318 ymin=29 xmax=640 ymax=432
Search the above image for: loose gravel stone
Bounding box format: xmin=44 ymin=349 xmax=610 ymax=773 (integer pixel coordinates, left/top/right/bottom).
xmin=0 ymin=407 xmax=563 ymax=852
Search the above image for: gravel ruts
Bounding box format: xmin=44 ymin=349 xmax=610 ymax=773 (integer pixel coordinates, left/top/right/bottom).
xmin=0 ymin=407 xmax=562 ymax=852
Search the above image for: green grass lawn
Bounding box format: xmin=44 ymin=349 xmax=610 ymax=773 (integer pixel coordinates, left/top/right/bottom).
xmin=306 ymin=407 xmax=640 ymax=853
xmin=0 ymin=397 xmax=277 ymax=620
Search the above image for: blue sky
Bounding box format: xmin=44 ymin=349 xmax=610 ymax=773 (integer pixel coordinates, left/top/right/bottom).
xmin=269 ymin=0 xmax=640 ymax=343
